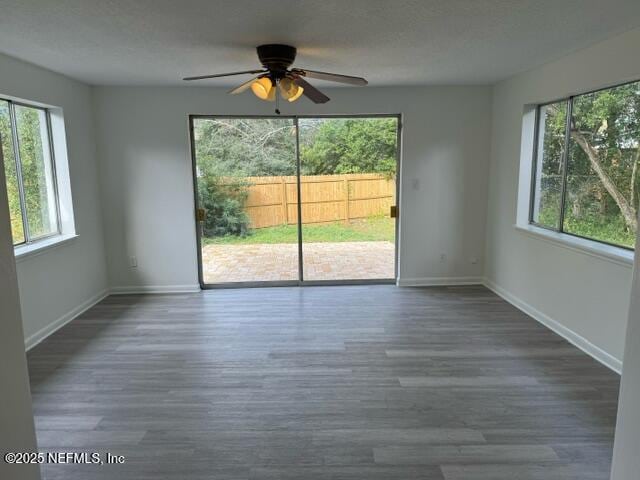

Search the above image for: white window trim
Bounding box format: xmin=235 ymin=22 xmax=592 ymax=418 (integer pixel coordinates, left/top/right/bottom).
xmin=14 ymin=233 xmax=78 ymax=263
xmin=48 ymin=106 xmax=76 ymax=236
xmin=516 ymin=106 xmax=635 ymax=269
xmin=514 ymin=223 xmax=633 ymax=268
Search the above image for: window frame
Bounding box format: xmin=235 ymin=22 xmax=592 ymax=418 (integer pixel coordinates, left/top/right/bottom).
xmin=528 ymin=79 xmax=640 ymax=252
xmin=1 ymin=97 xmax=62 ymax=246
xmin=528 ymin=99 xmax=571 ymax=233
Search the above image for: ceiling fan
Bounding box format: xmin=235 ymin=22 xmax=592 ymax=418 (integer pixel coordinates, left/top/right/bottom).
xmin=183 ymin=44 xmax=368 ymax=113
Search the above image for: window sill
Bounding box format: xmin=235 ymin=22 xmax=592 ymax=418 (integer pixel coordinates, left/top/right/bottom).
xmin=14 ymin=233 xmax=79 ymax=263
xmin=514 ymin=224 xmax=634 ymax=268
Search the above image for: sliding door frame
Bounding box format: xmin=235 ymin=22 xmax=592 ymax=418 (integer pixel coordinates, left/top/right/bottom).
xmin=189 ymin=113 xmax=402 ymax=289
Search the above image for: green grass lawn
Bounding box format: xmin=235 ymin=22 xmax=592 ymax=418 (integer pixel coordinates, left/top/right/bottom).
xmin=538 ymin=206 xmax=636 ymax=249
xmin=204 ymin=217 xmax=395 ymax=245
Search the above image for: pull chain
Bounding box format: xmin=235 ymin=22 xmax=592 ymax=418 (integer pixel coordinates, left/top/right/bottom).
xmin=275 ymin=78 xmax=281 ymax=115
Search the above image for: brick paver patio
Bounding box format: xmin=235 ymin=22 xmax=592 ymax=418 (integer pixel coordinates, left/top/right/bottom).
xmin=202 ymin=241 xmax=395 ymax=283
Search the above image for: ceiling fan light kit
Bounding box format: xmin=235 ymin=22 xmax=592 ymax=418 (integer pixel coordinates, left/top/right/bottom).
xmin=183 ymin=44 xmax=368 ymax=112
xmin=250 ymin=76 xmax=275 ymax=101
xmin=278 ymin=77 xmax=304 ymax=102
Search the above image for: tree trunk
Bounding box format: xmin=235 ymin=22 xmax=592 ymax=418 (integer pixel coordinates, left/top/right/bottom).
xmin=571 ymin=130 xmax=638 ymax=232
xmin=631 ymin=148 xmax=639 ymax=210
xmin=599 ymin=186 xmax=608 ymax=215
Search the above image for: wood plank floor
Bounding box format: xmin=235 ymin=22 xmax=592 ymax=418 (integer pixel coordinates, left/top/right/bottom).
xmin=27 ymin=285 xmax=620 ymax=480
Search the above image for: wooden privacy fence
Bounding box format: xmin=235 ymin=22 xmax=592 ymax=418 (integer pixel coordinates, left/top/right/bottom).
xmin=226 ymin=173 xmax=396 ymax=229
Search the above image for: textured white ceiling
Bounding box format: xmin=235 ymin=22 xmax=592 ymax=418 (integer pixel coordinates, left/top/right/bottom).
xmin=1 ymin=0 xmax=639 ymax=87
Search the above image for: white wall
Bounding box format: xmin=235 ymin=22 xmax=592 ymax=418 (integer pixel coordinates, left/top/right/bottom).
xmin=0 ymin=127 xmax=40 ymax=480
xmin=611 ymin=212 xmax=640 ymax=480
xmin=485 ymin=27 xmax=640 ymax=366
xmin=92 ymin=86 xmax=492 ymax=290
xmin=0 ymin=53 xmax=109 ymax=346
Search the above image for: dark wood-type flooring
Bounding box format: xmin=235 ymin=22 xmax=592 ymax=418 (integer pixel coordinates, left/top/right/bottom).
xmin=27 ymin=286 xmax=620 ymax=479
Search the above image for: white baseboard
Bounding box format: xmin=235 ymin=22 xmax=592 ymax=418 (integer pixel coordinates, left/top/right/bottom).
xmin=24 ymin=288 xmax=110 ymax=351
xmin=483 ymin=277 xmax=622 ymax=374
xmin=398 ymin=276 xmax=484 ymax=287
xmin=109 ymin=284 xmax=201 ymax=295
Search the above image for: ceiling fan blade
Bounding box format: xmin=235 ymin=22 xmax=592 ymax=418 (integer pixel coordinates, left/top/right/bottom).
xmin=292 ymin=68 xmax=368 ymax=86
xmin=228 ymin=77 xmax=258 ymax=95
xmin=183 ymin=69 xmax=265 ymax=81
xmin=292 ymin=76 xmax=330 ymax=104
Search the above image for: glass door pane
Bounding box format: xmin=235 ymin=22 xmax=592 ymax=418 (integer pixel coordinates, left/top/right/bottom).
xmin=298 ymin=117 xmax=399 ymax=281
xmin=193 ymin=117 xmax=299 ymax=285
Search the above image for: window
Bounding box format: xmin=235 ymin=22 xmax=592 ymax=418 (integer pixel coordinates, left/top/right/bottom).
xmin=531 ymin=101 xmax=567 ymax=229
xmin=1 ymin=99 xmax=60 ymax=246
xmin=530 ymin=80 xmax=640 ymax=249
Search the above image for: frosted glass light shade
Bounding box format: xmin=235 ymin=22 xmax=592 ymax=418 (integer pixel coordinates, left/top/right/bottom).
xmin=251 ymin=77 xmax=275 ymax=101
xmin=278 ymin=78 xmax=304 ymax=102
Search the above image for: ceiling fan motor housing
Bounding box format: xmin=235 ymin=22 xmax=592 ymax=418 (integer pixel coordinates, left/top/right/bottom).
xmin=183 ymin=43 xmax=365 ymax=106
xmin=257 ymin=44 xmax=297 ymax=77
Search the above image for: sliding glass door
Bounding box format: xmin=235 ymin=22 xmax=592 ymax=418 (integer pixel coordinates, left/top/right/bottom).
xmin=298 ymin=117 xmax=398 ymax=281
xmin=190 ymin=115 xmax=399 ymax=287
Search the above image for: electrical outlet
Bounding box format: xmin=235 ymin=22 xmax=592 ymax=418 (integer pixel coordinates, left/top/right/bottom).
xmin=129 ymin=256 xmax=138 ymax=268
xmin=470 ymin=257 xmax=478 ymax=264
xmin=439 ymin=253 xmax=446 ymax=262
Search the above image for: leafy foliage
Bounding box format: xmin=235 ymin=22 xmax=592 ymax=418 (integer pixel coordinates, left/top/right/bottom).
xmin=197 ymin=173 xmax=250 ymax=237
xmin=193 ymin=117 xmax=398 ymax=178
xmin=194 ymin=118 xmax=297 ymax=177
xmin=563 ymin=211 xmax=636 ymax=247
xmin=299 ymin=118 xmax=397 ymax=176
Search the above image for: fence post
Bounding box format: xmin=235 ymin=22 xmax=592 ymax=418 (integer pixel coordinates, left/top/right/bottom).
xmin=281 ymin=177 xmax=288 ymax=225
xmin=343 ymin=177 xmax=350 ymax=224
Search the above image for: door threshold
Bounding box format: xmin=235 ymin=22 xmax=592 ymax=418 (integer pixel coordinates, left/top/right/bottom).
xmin=201 ymin=279 xmax=396 ymax=289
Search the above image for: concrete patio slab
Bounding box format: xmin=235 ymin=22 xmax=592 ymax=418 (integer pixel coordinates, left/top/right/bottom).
xmin=202 ymin=241 xmax=395 ymax=283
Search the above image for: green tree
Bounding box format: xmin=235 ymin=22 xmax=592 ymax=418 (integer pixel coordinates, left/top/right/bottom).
xmin=194 ymin=118 xmax=296 ymax=177
xmin=193 ymin=117 xmax=399 ymax=178
xmin=569 ymin=84 xmax=639 ymax=230
xmin=300 ymin=118 xmax=397 ymax=176
xmin=197 ymin=172 xmax=250 ymax=237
